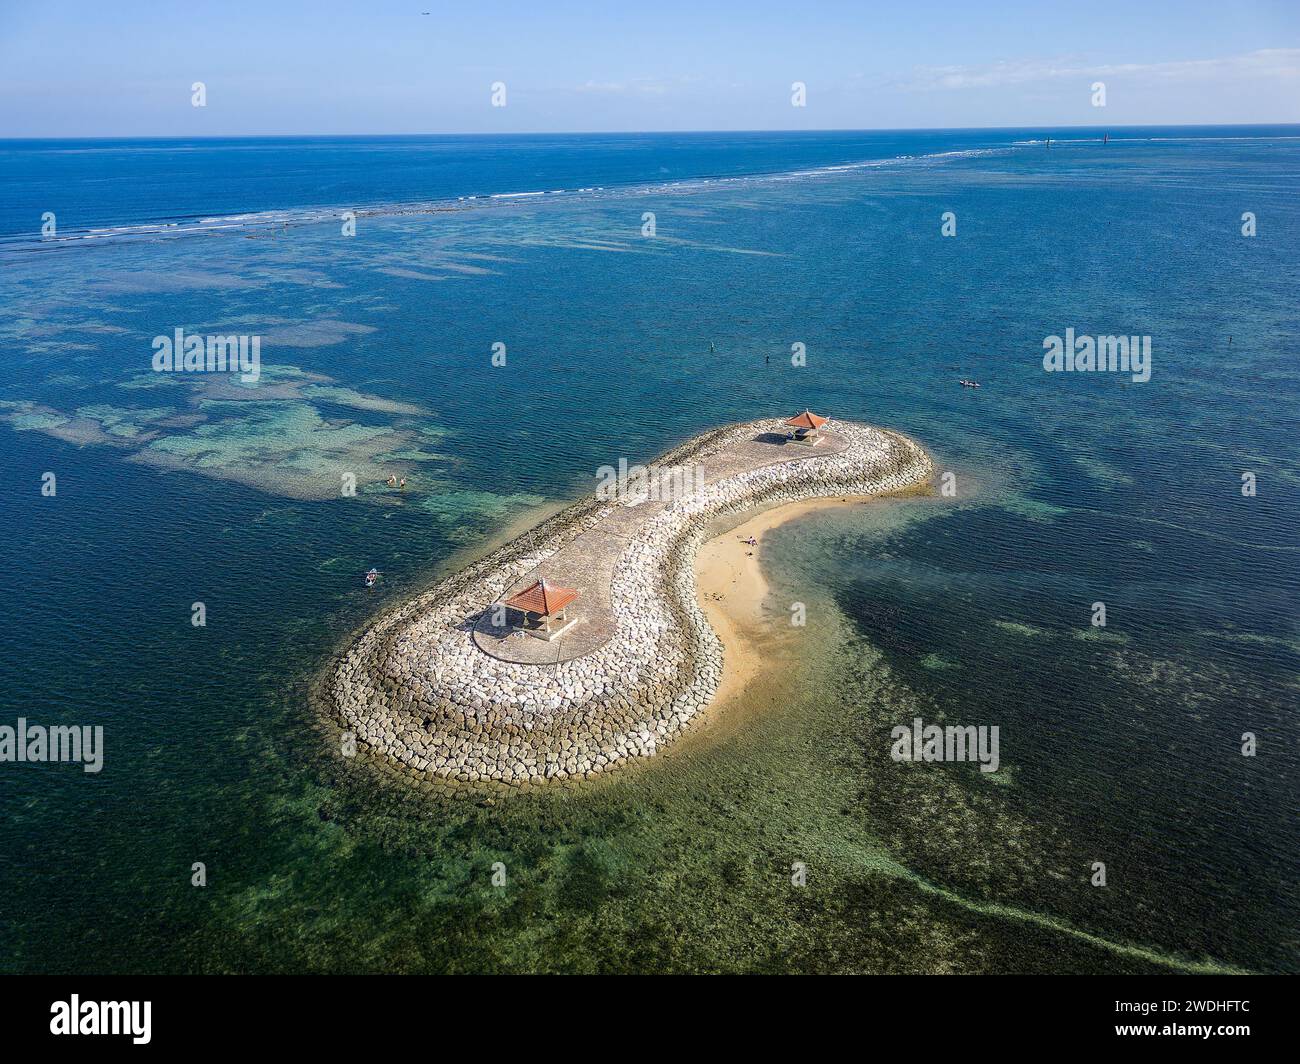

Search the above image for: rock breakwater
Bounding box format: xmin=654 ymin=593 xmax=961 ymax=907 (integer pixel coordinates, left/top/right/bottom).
xmin=322 ymin=418 xmax=932 ymax=787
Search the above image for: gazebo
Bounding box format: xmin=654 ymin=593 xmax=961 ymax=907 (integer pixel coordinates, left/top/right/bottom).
xmin=501 ymin=577 xmax=580 ymax=641
xmin=786 ymin=409 xmax=829 ymax=445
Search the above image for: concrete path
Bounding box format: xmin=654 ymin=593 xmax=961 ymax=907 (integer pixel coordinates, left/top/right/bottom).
xmin=471 ymin=428 xmax=848 ymax=663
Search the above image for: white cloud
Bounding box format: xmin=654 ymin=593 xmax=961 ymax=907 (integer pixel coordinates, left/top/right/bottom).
xmin=574 ymin=76 xmax=695 ymax=97
xmin=902 ymin=49 xmax=1300 ymax=92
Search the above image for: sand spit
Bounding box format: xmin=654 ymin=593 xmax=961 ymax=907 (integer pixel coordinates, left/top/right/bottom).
xmin=321 ymin=418 xmax=932 ymax=787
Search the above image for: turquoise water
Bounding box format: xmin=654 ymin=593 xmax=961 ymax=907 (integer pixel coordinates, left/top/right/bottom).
xmin=0 ymin=129 xmax=1296 ymax=973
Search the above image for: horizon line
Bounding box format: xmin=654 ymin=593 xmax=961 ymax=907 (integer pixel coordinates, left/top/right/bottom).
xmin=3 ymin=121 xmax=1298 ymax=142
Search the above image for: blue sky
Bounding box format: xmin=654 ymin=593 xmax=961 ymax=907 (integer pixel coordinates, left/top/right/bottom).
xmin=2 ymin=0 xmax=1297 ymax=136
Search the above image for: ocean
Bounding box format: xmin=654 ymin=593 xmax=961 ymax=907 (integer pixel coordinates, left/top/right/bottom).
xmin=0 ymin=127 xmax=1296 ymax=973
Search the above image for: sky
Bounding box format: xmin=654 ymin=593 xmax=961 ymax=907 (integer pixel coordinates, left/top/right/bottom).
xmin=1 ymin=0 xmax=1298 ymax=136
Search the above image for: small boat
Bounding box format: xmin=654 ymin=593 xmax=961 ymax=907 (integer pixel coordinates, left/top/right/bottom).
xmin=959 ymin=379 xmax=981 ymax=389
xmin=364 ymin=568 xmax=381 ymax=588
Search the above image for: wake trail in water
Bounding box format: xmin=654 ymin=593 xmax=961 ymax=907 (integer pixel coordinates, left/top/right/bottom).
xmin=865 ymin=849 xmax=1251 ymax=974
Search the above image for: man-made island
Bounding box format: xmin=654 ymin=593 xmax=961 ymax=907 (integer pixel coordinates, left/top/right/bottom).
xmin=321 ymin=416 xmax=932 ymax=787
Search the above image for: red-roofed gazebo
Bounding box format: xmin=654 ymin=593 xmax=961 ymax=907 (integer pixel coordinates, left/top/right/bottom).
xmin=501 ymin=578 xmax=579 ymax=641
xmin=785 ymin=409 xmax=829 ymax=445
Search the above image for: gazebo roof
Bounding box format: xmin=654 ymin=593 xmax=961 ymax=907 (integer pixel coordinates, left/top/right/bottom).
xmin=786 ymin=409 xmax=828 ymax=429
xmin=502 ymin=578 xmax=579 ymax=617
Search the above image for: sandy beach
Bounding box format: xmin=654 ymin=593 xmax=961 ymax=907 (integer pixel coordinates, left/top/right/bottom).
xmin=693 ymin=495 xmax=890 ymax=709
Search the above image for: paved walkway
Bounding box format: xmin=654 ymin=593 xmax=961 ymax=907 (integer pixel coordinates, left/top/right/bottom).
xmin=471 ymin=428 xmax=848 ymax=663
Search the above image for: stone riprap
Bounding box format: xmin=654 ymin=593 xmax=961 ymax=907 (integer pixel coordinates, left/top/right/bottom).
xmin=323 ymin=419 xmax=932 ymax=787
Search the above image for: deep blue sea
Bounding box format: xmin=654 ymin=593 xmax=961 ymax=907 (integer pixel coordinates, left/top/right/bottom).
xmin=1 ymin=128 xmax=1296 ymax=973
xmin=0 ymin=129 xmax=1098 ymax=244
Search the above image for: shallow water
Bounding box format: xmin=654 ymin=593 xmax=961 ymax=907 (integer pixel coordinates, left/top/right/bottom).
xmin=0 ymin=129 xmax=1295 ymax=973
